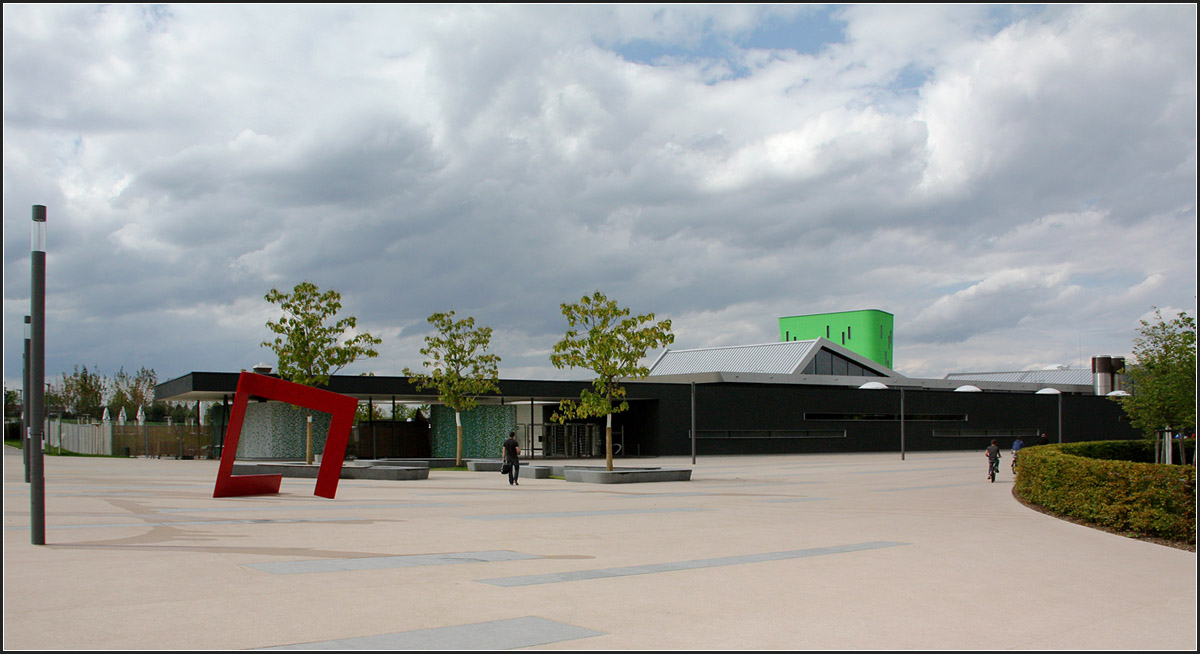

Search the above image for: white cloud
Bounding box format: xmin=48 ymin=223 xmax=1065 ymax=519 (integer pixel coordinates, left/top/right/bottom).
xmin=3 ymin=4 xmax=1195 ymax=389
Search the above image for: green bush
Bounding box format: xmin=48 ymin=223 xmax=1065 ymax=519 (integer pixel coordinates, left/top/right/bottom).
xmin=1056 ymin=439 xmax=1155 ymax=463
xmin=1054 ymin=438 xmax=1193 ymax=464
xmin=1015 ymin=442 xmax=1195 ymax=545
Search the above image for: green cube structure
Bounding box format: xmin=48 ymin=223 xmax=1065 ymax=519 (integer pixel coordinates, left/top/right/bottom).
xmin=779 ymin=310 xmax=894 ymax=369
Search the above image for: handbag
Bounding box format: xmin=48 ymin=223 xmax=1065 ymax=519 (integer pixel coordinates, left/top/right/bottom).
xmin=501 ymin=461 xmax=511 ymax=475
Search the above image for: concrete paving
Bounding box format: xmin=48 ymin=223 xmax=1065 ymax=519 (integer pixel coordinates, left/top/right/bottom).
xmin=3 ymin=446 xmax=1196 ymax=650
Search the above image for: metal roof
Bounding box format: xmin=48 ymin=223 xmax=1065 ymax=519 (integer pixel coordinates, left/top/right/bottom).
xmin=944 ymin=368 xmax=1093 ymax=386
xmin=649 ymin=340 xmax=820 ymax=376
xmin=647 ymin=339 xmax=896 ymax=378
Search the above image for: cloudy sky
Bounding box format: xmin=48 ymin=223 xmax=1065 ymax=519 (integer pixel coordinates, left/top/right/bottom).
xmin=3 ymin=4 xmax=1196 ymax=392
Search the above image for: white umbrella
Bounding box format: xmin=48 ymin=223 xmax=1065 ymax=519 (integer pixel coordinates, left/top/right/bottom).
xmin=136 ymin=405 xmax=145 ymax=425
xmin=102 ymin=407 xmax=110 ymax=422
xmin=118 ymin=407 xmax=127 ymax=425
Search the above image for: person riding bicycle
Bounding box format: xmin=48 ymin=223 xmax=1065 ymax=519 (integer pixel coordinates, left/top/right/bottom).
xmin=985 ymin=439 xmax=1001 ymax=480
xmin=1011 ymin=436 xmax=1025 ymax=470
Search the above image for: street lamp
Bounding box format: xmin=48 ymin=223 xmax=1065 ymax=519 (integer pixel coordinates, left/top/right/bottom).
xmin=859 ymin=381 xmax=903 ymax=460
xmin=1036 ymin=388 xmax=1062 ymax=443
xmin=23 ymin=315 xmax=30 ymax=482
xmin=30 ymin=205 xmax=47 ymax=545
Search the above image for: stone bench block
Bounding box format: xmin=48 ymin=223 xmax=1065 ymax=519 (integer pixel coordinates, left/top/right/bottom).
xmin=231 ymin=462 xmax=429 ymax=481
xmin=564 ymin=468 xmax=691 ymax=484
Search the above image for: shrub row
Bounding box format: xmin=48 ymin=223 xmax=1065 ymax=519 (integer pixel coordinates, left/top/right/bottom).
xmin=1057 ymin=438 xmax=1195 ymax=464
xmin=1014 ymin=442 xmax=1196 ymax=545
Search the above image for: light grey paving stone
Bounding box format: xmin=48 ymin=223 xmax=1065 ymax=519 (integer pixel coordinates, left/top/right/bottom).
xmin=244 ymin=550 xmax=544 ymax=575
xmin=479 ymin=540 xmax=908 ymax=587
xmin=258 ymin=616 xmax=604 ymax=650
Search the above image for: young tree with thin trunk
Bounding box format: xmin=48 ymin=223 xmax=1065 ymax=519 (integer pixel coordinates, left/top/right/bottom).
xmin=263 ymin=282 xmax=382 ymax=388
xmin=550 ymin=291 xmax=674 ymax=471
xmin=404 ymin=311 xmax=501 ymax=467
xmin=263 ymin=281 xmax=381 ymax=463
xmin=1113 ymin=308 xmax=1196 ymax=437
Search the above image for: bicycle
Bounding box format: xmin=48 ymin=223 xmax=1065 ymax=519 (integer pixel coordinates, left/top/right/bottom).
xmin=988 ymin=456 xmax=1000 ymax=483
xmin=1011 ymin=451 xmax=1019 ymax=474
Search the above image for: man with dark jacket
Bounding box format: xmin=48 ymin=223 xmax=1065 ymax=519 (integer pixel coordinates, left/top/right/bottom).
xmin=502 ymin=432 xmax=521 ymax=486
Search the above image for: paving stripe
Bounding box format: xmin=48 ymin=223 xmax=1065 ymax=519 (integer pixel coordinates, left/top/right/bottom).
xmin=871 ymin=483 xmax=979 ymax=492
xmin=256 ymin=616 xmax=603 ymax=650
xmin=853 ymin=465 xmax=975 ymax=474
xmin=613 ymin=492 xmax=715 ymax=498
xmin=463 ymin=507 xmax=707 ymax=521
xmin=761 ymin=497 xmax=830 ymax=503
xmin=158 ymin=503 xmax=454 ymax=513
xmin=478 ymin=540 xmax=908 ymax=587
xmin=3 ymin=517 xmax=364 ymax=531
xmin=245 ymin=550 xmax=544 ymax=575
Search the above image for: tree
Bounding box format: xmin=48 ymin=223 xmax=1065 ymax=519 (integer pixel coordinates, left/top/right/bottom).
xmin=61 ymin=364 xmax=107 ymax=420
xmin=108 ymin=367 xmax=139 ymax=421
xmin=403 ymin=311 xmax=501 ymax=466
xmin=263 ymin=282 xmax=381 ymax=463
xmin=4 ymin=386 xmax=19 ymax=419
xmin=550 ymin=291 xmax=674 ymax=471
xmin=355 ymin=402 xmax=388 ymax=423
xmin=1113 ymin=308 xmax=1196 ymax=437
xmin=262 ymin=282 xmax=382 ymax=388
xmin=129 ymin=367 xmax=158 ymax=411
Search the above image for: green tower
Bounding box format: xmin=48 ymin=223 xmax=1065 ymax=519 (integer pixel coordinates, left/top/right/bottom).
xmin=779 ymin=310 xmax=894 ymax=369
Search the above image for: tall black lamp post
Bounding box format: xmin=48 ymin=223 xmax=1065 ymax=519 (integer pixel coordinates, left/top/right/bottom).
xmin=30 ymin=205 xmax=47 ymax=545
xmin=23 ymin=315 xmax=31 ymax=482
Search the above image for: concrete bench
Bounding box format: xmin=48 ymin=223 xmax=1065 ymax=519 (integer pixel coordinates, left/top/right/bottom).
xmin=564 ymin=467 xmax=691 ymax=484
xmin=466 ymin=460 xmax=549 ymax=478
xmin=231 ymin=462 xmax=430 ymax=481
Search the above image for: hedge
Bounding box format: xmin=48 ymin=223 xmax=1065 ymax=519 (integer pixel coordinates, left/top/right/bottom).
xmin=1014 ymin=441 xmax=1196 ymax=545
xmin=1055 ymin=438 xmax=1195 ymax=464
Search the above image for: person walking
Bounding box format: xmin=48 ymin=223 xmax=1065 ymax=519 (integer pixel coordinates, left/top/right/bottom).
xmin=502 ymin=431 xmax=521 ymax=486
xmin=1037 ymin=432 xmax=1050 ymax=446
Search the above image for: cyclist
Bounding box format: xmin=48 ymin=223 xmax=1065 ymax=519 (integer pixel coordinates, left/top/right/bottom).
xmin=985 ymin=439 xmax=1001 ymax=482
xmin=1011 ymin=436 xmax=1025 ymax=473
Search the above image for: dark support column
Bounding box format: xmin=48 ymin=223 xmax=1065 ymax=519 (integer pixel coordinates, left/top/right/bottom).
xmin=221 ymin=394 xmax=229 ymax=457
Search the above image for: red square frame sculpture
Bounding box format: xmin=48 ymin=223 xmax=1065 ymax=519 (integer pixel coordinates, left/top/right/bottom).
xmin=214 ymin=372 xmax=357 ymax=499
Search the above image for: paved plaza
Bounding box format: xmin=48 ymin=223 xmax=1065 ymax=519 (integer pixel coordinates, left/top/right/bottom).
xmin=3 ymin=446 xmax=1196 ymax=650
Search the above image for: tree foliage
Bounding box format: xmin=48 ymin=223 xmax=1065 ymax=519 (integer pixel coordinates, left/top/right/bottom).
xmin=4 ymin=387 xmax=19 ymax=418
xmin=550 ymin=291 xmax=674 ymax=469
xmin=1113 ymin=308 xmax=1196 ymax=436
xmin=403 ymin=311 xmax=501 ymax=465
xmin=61 ymin=364 xmax=107 ymax=419
xmin=262 ymin=282 xmax=382 ymax=388
xmin=108 ymin=366 xmax=158 ymax=420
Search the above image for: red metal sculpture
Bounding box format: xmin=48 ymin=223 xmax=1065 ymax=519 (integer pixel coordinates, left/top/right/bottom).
xmin=213 ymin=372 xmax=357 ymax=499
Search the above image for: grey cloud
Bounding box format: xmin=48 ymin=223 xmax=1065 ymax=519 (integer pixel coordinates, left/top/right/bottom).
xmin=3 ymin=4 xmax=1194 ymax=388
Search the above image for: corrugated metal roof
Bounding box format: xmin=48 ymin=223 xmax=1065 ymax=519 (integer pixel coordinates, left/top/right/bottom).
xmin=944 ymin=369 xmax=1093 ymax=386
xmin=649 ymin=341 xmax=819 ymax=376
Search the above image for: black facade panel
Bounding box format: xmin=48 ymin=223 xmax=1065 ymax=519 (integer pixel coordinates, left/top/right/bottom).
xmin=157 ymin=372 xmax=1140 ymax=458
xmin=648 ymin=382 xmax=1139 ymax=457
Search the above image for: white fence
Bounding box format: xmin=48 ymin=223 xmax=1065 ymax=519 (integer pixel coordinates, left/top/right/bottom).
xmin=45 ymin=420 xmax=112 ymax=455
xmin=32 ymin=420 xmax=217 ymax=458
